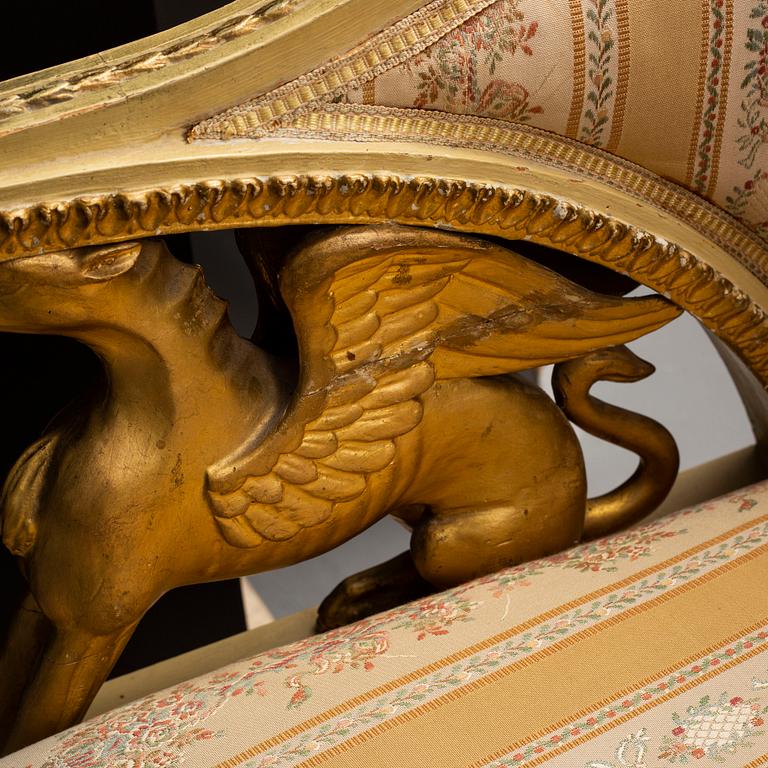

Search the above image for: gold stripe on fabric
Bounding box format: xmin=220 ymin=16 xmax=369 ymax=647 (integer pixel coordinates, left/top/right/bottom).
xmin=361 ymin=80 xmax=376 ymax=106
xmin=298 ymin=549 xmax=768 ymax=768
xmin=606 ymin=0 xmax=630 ymax=152
xmin=213 ymin=515 xmax=767 ymax=768
xmin=619 ymin=0 xmax=702 ymax=183
xmin=310 ymin=644 xmax=768 ymax=768
xmin=745 ymin=755 xmax=768 ymax=768
xmin=566 ymin=0 xmax=586 ymax=138
xmin=706 ymin=0 xmax=733 ymax=199
xmin=686 ymin=0 xmax=711 ymax=187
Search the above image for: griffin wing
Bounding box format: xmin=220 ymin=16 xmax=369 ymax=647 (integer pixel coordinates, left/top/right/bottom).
xmin=207 ymin=225 xmax=681 ymax=548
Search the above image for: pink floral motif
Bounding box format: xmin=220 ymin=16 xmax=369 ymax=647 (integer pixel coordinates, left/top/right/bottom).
xmin=42 ymin=668 xmax=265 ymax=768
xmin=250 ymin=621 xmax=392 ymax=708
xmin=407 ymin=0 xmax=543 ymax=123
xmin=739 ymin=495 xmax=760 ymax=512
xmin=460 ymin=517 xmax=688 ymax=598
xmin=248 ymin=591 xmax=478 ymax=707
xmin=547 ymin=524 xmax=683 ymax=573
xmin=728 ymin=487 xmax=764 ymax=511
xmin=398 ymin=593 xmax=478 ymax=640
xmin=658 ymin=692 xmax=768 ymax=762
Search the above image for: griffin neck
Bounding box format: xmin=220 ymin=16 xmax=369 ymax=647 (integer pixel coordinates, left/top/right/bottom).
xmin=5 ymin=249 xmax=286 ymax=449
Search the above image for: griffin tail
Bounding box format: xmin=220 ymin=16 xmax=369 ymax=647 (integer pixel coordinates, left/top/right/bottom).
xmin=552 ymin=346 xmax=680 ymax=540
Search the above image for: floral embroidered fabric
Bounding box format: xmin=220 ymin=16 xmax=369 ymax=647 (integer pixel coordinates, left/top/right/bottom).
xmin=338 ymin=0 xmax=768 ymax=238
xmin=5 ymin=481 xmax=768 ymax=767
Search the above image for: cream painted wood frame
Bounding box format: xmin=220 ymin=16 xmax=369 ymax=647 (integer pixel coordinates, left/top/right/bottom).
xmin=0 ymin=0 xmax=766 ymax=396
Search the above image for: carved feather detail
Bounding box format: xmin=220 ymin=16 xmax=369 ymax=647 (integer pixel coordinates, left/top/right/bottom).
xmin=1 ymin=435 xmax=58 ymax=556
xmin=206 ymin=225 xmax=681 ymax=548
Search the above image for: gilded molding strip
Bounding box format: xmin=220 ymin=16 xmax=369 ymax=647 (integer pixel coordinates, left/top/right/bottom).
xmin=0 ymin=0 xmax=307 ymax=119
xmin=269 ymin=103 xmax=768 ymax=269
xmin=2 ymin=172 xmax=767 ymax=388
xmin=190 ymin=0 xmax=503 ymax=139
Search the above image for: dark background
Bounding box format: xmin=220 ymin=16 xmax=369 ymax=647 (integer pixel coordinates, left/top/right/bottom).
xmin=1 ymin=1 xmax=230 ymax=80
xmin=0 ymin=0 xmax=250 ymax=677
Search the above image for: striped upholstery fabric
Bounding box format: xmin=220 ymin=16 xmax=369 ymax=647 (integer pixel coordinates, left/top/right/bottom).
xmin=6 ymin=480 xmax=768 ymax=767
xmin=340 ymin=0 xmax=768 ymax=238
xmin=195 ymin=0 xmax=768 ymax=240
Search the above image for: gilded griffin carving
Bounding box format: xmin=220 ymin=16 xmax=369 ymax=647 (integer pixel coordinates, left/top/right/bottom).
xmin=0 ymin=225 xmax=680 ymax=750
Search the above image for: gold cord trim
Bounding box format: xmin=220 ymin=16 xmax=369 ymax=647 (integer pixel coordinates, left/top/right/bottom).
xmin=190 ymin=0 xmax=503 ymax=139
xmin=273 ymin=103 xmax=768 ymax=270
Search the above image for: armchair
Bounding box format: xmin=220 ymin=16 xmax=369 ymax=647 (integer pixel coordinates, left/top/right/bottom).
xmin=0 ymin=0 xmax=767 ymax=764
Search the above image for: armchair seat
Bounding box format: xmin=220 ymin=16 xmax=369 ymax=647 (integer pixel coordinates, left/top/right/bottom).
xmin=7 ymin=480 xmax=768 ymax=767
